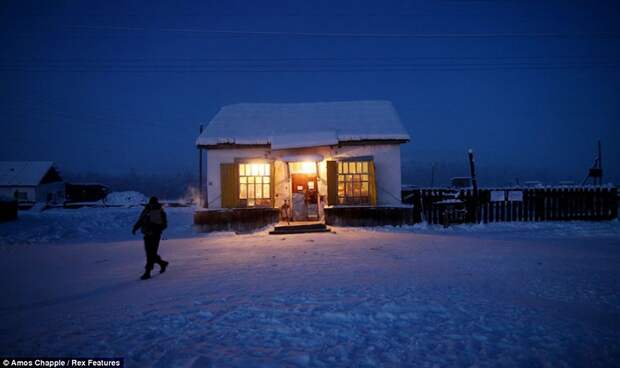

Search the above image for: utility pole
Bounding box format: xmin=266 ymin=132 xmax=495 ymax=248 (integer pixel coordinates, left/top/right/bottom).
xmin=198 ymin=124 xmax=204 ymax=207
xmin=581 ymin=139 xmax=603 ymax=186
xmin=598 ymin=139 xmax=603 ymax=185
xmin=468 ymin=149 xmax=479 ymax=222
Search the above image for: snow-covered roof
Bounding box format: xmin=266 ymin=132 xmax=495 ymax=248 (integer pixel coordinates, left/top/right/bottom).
xmin=196 ymin=101 xmax=410 ymax=149
xmin=0 ymin=161 xmax=57 ymax=186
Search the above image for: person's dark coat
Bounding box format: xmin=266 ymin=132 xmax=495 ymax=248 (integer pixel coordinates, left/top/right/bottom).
xmin=132 ymin=203 xmax=168 ymax=236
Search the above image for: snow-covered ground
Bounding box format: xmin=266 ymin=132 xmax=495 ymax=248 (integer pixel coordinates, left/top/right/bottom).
xmin=1 ymin=209 xmax=619 ymax=367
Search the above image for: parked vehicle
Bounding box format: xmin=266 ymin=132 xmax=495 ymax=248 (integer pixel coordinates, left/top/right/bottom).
xmin=65 ymin=183 xmax=109 ymax=204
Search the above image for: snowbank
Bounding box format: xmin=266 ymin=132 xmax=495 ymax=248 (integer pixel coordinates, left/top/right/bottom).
xmin=335 ymin=219 xmax=620 ymax=239
xmin=104 ymin=191 xmax=147 ymax=207
xmin=0 ymin=207 xmax=200 ymax=246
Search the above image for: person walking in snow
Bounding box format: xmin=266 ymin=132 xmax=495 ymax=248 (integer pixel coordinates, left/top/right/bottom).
xmin=132 ymin=196 xmax=169 ymax=280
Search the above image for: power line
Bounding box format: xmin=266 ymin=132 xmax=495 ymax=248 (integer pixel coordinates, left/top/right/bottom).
xmin=65 ymin=25 xmax=620 ymax=39
xmin=1 ymin=63 xmax=617 ymax=73
xmin=2 ymin=55 xmax=615 ymax=62
xmin=2 ymin=55 xmax=617 ymax=71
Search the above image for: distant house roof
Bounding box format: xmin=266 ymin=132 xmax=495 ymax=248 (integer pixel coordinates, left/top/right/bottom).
xmin=0 ymin=161 xmax=61 ymax=186
xmin=196 ymin=100 xmax=410 ymax=149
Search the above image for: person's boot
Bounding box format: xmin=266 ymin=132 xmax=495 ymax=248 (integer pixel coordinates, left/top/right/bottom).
xmin=140 ymin=270 xmax=151 ymax=280
xmin=159 ymin=260 xmax=169 ymax=274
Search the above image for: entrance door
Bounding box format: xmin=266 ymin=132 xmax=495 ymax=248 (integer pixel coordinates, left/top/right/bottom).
xmin=291 ymin=173 xmax=318 ymax=221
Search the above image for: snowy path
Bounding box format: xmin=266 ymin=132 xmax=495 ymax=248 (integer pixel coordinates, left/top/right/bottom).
xmin=1 ymin=215 xmax=620 ymax=367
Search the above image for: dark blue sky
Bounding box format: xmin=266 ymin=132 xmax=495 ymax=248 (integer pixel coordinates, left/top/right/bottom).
xmin=1 ymin=0 xmax=618 ymax=185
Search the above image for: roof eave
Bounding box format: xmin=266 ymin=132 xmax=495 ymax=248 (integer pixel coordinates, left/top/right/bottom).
xmin=197 ymin=138 xmax=410 ymax=150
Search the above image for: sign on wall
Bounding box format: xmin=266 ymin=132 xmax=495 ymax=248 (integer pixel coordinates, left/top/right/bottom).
xmin=490 ymin=191 xmax=505 ymax=202
xmin=508 ymin=190 xmax=524 ymax=202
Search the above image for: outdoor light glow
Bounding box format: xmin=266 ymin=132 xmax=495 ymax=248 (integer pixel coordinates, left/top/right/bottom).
xmin=289 ymin=161 xmax=317 ymax=175
xmin=300 ymin=162 xmax=316 ymax=174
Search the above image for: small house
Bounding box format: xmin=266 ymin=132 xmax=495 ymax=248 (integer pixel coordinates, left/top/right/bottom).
xmin=0 ymin=161 xmax=65 ymax=208
xmin=195 ymin=101 xmax=412 ymax=230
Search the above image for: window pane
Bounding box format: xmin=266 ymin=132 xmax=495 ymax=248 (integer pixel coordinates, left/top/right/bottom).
xmin=248 ymin=176 xmax=255 ymax=184
xmin=354 ymin=174 xmax=360 ymax=183
xmin=347 ymin=174 xmax=352 ymax=183
xmin=346 ymin=181 xmax=353 ymax=197
xmin=338 ymin=174 xmax=344 ymax=182
xmin=338 ymin=182 xmax=345 ymax=197
xmin=264 ymin=176 xmax=270 ymax=183
xmin=264 ymin=164 xmax=270 ymax=174
xmin=338 ymin=161 xmax=342 ymax=173
xmin=349 ymin=162 xmax=356 ymax=174
xmin=240 ymin=184 xmax=247 ymax=199
xmin=263 ymin=184 xmax=270 ymax=198
xmin=362 ymin=174 xmax=368 ymax=182
xmin=239 ymin=164 xmax=245 ymax=176
xmin=343 ymin=162 xmax=348 ymax=174
xmin=354 ymin=181 xmax=361 ymax=197
xmin=356 ymin=162 xmax=362 ymax=173
xmin=256 ymin=183 xmax=262 ymax=198
xmin=361 ymin=182 xmax=369 ymax=196
xmin=256 ymin=176 xmax=262 ymax=184
xmin=240 ymin=176 xmax=247 ymax=184
xmin=362 ymin=161 xmax=368 ymax=173
xmin=248 ymin=183 xmax=255 ymax=198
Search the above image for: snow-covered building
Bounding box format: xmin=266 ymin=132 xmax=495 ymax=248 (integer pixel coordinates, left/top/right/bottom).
xmin=196 ymin=101 xmax=410 ymax=224
xmin=0 ymin=161 xmax=65 ymax=207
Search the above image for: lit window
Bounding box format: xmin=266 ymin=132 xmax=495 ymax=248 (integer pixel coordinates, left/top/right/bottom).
xmin=239 ymin=163 xmax=271 ymax=207
xmin=337 ymin=161 xmax=370 ymax=205
xmin=289 ymin=161 xmax=317 ymax=174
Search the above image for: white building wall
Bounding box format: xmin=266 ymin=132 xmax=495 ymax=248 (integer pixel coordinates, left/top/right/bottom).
xmin=0 ymin=186 xmax=36 ymax=202
xmin=204 ymin=143 xmax=403 ymax=209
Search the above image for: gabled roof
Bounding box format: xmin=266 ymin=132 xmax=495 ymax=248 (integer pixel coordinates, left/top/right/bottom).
xmin=0 ymin=161 xmax=59 ymax=186
xmin=196 ymin=100 xmax=410 ymax=149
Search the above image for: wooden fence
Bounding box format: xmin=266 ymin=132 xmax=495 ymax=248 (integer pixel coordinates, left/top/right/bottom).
xmin=402 ymin=186 xmax=618 ymax=225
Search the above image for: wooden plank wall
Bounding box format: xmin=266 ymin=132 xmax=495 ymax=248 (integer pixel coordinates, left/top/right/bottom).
xmin=403 ymin=187 xmax=618 ymax=225
xmin=194 ymin=207 xmax=280 ymax=233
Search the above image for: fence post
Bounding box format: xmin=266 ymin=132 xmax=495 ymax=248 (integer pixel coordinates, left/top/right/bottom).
xmin=611 ymin=187 xmax=618 ymax=220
